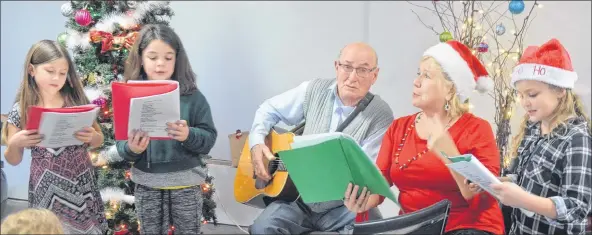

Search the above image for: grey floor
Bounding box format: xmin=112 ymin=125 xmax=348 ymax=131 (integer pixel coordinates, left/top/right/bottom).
xmin=1 ymin=199 xmax=248 ymax=234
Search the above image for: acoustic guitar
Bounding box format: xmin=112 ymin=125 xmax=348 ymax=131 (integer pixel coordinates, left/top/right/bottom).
xmin=233 ymin=127 xmax=301 ymax=209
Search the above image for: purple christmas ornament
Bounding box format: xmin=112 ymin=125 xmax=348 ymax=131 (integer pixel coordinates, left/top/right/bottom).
xmin=92 ymin=97 xmax=108 ymax=107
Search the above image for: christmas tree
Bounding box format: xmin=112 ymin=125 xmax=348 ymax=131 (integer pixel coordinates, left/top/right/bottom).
xmin=408 ymin=0 xmax=541 ymax=174
xmin=57 ymin=1 xmax=217 ymax=234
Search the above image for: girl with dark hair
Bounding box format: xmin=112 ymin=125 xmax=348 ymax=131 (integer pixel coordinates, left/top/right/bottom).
xmin=115 ymin=24 xmax=217 ymax=235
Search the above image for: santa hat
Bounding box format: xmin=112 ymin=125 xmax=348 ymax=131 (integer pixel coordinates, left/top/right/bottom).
xmin=511 ymin=38 xmax=578 ymax=89
xmin=423 ymin=40 xmax=493 ymax=102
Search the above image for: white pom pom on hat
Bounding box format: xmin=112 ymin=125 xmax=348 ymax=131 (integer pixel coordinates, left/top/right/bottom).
xmin=423 ymin=40 xmax=493 ymax=102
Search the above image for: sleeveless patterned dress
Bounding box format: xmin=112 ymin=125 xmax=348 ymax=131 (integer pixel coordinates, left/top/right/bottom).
xmin=7 ymin=103 xmax=107 ymax=234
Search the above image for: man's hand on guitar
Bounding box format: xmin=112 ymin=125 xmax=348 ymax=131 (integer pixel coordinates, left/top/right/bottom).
xmin=344 ymin=183 xmax=372 ymax=213
xmin=251 ymin=144 xmax=276 ymax=182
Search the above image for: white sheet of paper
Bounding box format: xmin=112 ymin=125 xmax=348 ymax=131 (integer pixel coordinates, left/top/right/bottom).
xmin=446 ymin=155 xmax=501 ymax=197
xmin=291 ymin=132 xmax=355 ymax=149
xmin=128 ymin=87 xmax=180 ymax=138
xmin=127 ymin=80 xmax=176 ymax=84
xmin=37 ymin=107 xmax=99 ymax=148
xmin=520 ymin=208 xmax=535 ymax=217
xmin=447 ymin=155 xmax=536 ymax=218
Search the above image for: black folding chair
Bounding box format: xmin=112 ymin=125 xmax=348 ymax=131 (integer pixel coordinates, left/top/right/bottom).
xmin=344 ymin=199 xmax=451 ymax=234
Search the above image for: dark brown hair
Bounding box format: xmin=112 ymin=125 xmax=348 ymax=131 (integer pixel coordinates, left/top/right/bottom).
xmin=12 ymin=40 xmax=89 ymax=128
xmin=124 ymin=24 xmax=197 ymax=95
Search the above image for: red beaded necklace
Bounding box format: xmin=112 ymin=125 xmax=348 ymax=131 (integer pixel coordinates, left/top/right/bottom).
xmin=394 ymin=113 xmax=452 ymax=170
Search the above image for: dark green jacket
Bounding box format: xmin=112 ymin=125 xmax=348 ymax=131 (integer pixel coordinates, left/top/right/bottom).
xmin=116 ymin=89 xmax=217 ymax=174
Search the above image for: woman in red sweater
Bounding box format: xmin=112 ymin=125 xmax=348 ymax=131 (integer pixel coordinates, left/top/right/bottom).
xmin=344 ymin=41 xmax=504 ymax=235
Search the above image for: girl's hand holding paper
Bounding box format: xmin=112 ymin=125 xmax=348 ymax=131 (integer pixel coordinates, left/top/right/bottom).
xmin=166 ymin=120 xmax=189 ymax=142
xmin=74 ymin=127 xmax=96 ymax=143
xmin=127 ymin=129 xmax=149 ymax=154
xmin=491 ymin=182 xmax=530 ymax=208
xmin=9 ymin=129 xmax=43 ymax=148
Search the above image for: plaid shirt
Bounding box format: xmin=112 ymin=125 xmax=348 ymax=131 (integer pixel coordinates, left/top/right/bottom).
xmin=507 ymin=117 xmax=592 ymax=235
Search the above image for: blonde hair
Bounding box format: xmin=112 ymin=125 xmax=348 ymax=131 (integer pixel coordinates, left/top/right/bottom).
xmin=421 ymin=56 xmax=470 ymax=119
xmin=510 ymin=87 xmax=592 ymax=158
xmin=1 ymin=115 xmax=7 ymax=146
xmin=14 ymin=40 xmax=89 ymax=128
xmin=1 ymin=40 xmax=89 ymax=141
xmin=1 ymin=208 xmax=64 ymax=234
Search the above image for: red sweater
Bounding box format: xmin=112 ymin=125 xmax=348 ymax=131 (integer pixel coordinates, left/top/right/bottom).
xmin=357 ymin=113 xmax=504 ymax=234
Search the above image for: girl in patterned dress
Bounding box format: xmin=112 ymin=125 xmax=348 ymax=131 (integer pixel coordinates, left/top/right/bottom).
xmin=3 ymin=40 xmax=108 ymax=234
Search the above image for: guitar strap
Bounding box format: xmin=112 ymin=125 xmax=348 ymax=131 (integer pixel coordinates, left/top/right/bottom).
xmin=290 ymin=92 xmax=375 ymax=134
xmin=291 ymin=92 xmax=375 ymax=215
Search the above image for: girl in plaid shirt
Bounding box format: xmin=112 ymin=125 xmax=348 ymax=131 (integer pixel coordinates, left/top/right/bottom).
xmin=471 ymin=38 xmax=592 ymax=234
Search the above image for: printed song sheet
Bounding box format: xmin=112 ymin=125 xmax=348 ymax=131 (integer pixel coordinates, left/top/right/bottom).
xmin=446 ymin=155 xmax=501 ymax=197
xmin=37 ymin=108 xmax=99 ymax=148
xmin=447 ymin=154 xmax=536 ymax=217
xmin=128 ymin=87 xmax=180 ymax=138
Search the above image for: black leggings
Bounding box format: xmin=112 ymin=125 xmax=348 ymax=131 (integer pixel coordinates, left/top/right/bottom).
xmin=445 ymin=228 xmax=493 ymax=235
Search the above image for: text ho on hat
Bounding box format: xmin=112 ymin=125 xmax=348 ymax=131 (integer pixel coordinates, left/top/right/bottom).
xmin=423 ymin=40 xmax=493 ymax=103
xmin=511 ymin=38 xmax=578 ymax=89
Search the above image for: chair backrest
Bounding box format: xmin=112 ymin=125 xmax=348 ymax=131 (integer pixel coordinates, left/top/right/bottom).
xmin=345 ymin=199 xmax=451 ymax=235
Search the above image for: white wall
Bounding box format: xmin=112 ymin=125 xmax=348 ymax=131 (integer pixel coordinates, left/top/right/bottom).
xmin=1 ymin=0 xmax=590 ymax=227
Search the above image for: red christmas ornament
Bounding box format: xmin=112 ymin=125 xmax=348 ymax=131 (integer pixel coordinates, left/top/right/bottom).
xmin=100 ymin=105 xmax=111 ymax=119
xmin=75 ymin=9 xmax=92 ymax=26
xmin=113 ymin=64 xmax=119 ymax=76
xmin=168 ymin=225 xmax=175 ymax=235
xmin=114 ymin=224 xmax=130 ymax=235
xmin=477 ymin=42 xmax=489 ymax=53
xmin=113 ymin=228 xmax=129 ymax=235
xmin=201 ymin=183 xmax=211 ymax=193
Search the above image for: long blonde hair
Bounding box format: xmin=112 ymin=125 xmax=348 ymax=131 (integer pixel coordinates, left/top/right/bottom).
xmin=1 ymin=208 xmax=64 ymax=234
xmin=510 ymin=86 xmax=591 ymax=158
xmin=6 ymin=40 xmax=89 ymax=130
xmin=421 ymin=56 xmax=471 ymax=119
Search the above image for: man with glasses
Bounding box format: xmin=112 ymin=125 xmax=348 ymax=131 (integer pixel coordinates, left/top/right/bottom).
xmin=248 ymin=42 xmax=394 ymax=234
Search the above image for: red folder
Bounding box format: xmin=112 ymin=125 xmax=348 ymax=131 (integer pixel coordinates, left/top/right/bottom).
xmin=25 ymin=104 xmax=98 ymax=130
xmin=111 ymin=80 xmax=179 ymax=140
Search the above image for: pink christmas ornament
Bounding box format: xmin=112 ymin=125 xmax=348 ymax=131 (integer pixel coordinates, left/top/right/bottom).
xmin=75 ymin=9 xmax=92 ymax=26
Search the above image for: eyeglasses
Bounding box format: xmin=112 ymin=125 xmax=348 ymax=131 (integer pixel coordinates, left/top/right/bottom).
xmin=338 ymin=63 xmax=376 ymax=78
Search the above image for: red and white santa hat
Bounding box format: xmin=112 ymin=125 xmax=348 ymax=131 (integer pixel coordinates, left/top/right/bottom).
xmin=511 ymin=38 xmax=578 ymax=89
xmin=423 ymin=40 xmax=493 ymax=102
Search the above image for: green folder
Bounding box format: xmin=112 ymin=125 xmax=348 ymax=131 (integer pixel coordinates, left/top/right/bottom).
xmin=444 ymin=152 xmax=473 ymax=163
xmin=277 ymin=133 xmax=399 ymax=206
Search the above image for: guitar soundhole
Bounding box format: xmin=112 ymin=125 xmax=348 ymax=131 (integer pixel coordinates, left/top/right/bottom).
xmin=268 ymin=159 xmax=279 ymax=175
xmin=254 ymin=157 xmax=283 ymax=190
